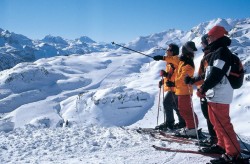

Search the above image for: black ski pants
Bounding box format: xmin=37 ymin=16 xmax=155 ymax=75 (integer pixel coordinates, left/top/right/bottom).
xmin=163 ymin=91 xmax=185 ymax=125
xmin=200 ymin=97 xmax=217 ymax=140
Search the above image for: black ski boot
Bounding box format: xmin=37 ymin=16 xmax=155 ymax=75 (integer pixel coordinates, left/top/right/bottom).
xmin=209 ymin=153 xmax=249 ymax=164
xmin=155 ymin=122 xmax=174 ymax=131
xmin=198 ymin=137 xmax=217 ymax=147
xmin=200 ymin=144 xmax=225 ymax=154
xmin=173 ymin=122 xmax=186 ymax=129
xmin=155 ymin=122 xmax=168 ymax=130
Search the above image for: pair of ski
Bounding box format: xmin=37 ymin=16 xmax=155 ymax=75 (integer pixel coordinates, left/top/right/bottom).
xmin=136 ymin=127 xmax=198 ymax=144
xmin=137 ymin=127 xmax=209 ymax=154
xmin=150 ymin=130 xmax=195 ymax=144
xmin=152 ymin=145 xmax=250 ymax=164
xmin=136 ymin=128 xmax=250 ymax=160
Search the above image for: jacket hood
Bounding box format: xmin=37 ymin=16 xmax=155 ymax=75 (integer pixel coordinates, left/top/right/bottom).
xmin=208 ymin=36 xmax=231 ymax=51
xmin=180 ymin=54 xmax=194 ymax=68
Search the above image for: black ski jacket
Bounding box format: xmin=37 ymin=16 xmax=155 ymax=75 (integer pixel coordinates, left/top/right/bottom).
xmin=200 ymin=36 xmax=233 ymax=104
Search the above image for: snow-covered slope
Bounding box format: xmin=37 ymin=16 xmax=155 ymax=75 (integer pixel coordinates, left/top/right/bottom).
xmin=0 ymin=18 xmax=250 ymax=163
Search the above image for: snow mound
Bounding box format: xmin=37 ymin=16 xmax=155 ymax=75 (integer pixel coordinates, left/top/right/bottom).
xmin=61 ymin=86 xmax=153 ymax=127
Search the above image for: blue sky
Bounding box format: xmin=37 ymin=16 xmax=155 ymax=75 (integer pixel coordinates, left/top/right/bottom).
xmin=0 ymin=0 xmax=249 ymax=43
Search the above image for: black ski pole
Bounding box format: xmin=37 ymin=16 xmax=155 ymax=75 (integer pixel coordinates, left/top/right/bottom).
xmin=111 ymin=42 xmax=153 ymax=58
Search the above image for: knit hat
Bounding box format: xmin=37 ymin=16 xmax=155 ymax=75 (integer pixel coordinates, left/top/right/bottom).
xmin=183 ymin=41 xmax=197 ymax=53
xmin=201 ymin=34 xmax=208 ymax=46
xmin=208 ymin=25 xmax=228 ymax=39
xmin=168 ymin=43 xmax=179 ymax=55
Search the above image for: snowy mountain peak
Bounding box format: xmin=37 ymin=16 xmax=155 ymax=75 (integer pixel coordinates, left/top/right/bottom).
xmin=42 ymin=35 xmax=68 ymax=45
xmin=0 ymin=29 xmax=33 ymax=46
xmin=206 ymin=18 xmax=234 ymax=32
xmin=127 ymin=29 xmax=185 ymax=52
xmin=76 ymin=36 xmax=96 ymax=44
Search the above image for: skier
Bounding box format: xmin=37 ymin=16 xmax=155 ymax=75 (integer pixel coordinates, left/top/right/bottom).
xmin=155 ymin=41 xmax=199 ymax=137
xmin=185 ymin=34 xmax=217 ymax=146
xmin=197 ymin=25 xmax=241 ymax=163
xmin=153 ymin=44 xmax=186 ymax=130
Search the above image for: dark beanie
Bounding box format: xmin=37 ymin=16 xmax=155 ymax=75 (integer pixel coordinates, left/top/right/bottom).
xmin=183 ymin=41 xmax=197 ymax=53
xmin=168 ymin=43 xmax=179 ymax=55
xmin=201 ymin=34 xmax=208 ymax=46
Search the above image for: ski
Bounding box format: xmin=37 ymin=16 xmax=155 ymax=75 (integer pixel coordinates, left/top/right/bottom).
xmin=136 ymin=128 xmax=196 ymax=143
xmin=136 ymin=127 xmax=204 ymax=140
xmin=150 ymin=132 xmax=195 ymax=144
xmin=153 ymin=145 xmax=250 ymax=164
xmin=136 ymin=128 xmax=197 ymax=144
xmin=156 ymin=132 xmax=250 ymax=155
xmin=136 ymin=128 xmax=250 ymax=154
xmin=159 ymin=131 xmax=196 ymax=143
xmin=152 ymin=145 xmax=221 ymax=158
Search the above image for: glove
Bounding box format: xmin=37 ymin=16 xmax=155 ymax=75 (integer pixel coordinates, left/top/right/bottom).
xmin=184 ymin=76 xmax=195 ymax=84
xmin=196 ymin=88 xmax=206 ymax=98
xmin=158 ymin=80 xmax=163 ymax=88
xmin=166 ymin=81 xmax=175 ymax=87
xmin=160 ymin=70 xmax=169 ymax=77
xmin=153 ymin=55 xmax=164 ymax=61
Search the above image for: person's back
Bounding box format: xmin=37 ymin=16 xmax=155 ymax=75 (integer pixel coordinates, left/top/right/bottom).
xmin=201 ymin=35 xmax=233 ymax=104
xmin=197 ymin=26 xmax=241 ymax=164
xmin=185 ymin=34 xmax=218 ymax=146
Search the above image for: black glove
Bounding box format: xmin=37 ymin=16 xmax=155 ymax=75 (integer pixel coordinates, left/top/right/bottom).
xmin=184 ymin=76 xmax=195 ymax=84
xmin=166 ymin=81 xmax=175 ymax=87
xmin=196 ymin=88 xmax=206 ymax=98
xmin=158 ymin=80 xmax=163 ymax=88
xmin=160 ymin=70 xmax=169 ymax=77
xmin=153 ymin=55 xmax=164 ymax=61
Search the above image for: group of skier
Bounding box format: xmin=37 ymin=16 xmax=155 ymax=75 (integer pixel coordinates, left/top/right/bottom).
xmin=153 ymin=25 xmax=243 ymax=164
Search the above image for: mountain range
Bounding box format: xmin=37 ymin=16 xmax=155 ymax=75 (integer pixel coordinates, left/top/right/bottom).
xmin=0 ymin=30 xmax=117 ymax=71
xmin=1 ymin=18 xmax=250 ymax=72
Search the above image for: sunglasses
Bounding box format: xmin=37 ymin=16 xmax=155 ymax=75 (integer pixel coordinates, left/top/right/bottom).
xmin=207 ymin=35 xmax=213 ymax=40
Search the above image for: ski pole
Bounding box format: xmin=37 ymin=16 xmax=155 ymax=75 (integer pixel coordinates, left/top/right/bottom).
xmin=156 ymin=85 xmax=162 ymax=126
xmin=187 ymin=84 xmax=201 ymax=149
xmin=111 ymin=42 xmax=153 ymax=58
xmin=162 ymin=76 xmax=166 ymax=124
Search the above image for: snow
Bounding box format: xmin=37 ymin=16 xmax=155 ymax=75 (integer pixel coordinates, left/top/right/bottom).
xmin=1 ymin=18 xmax=250 ymax=163
xmin=0 ymin=126 xmax=217 ymax=164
